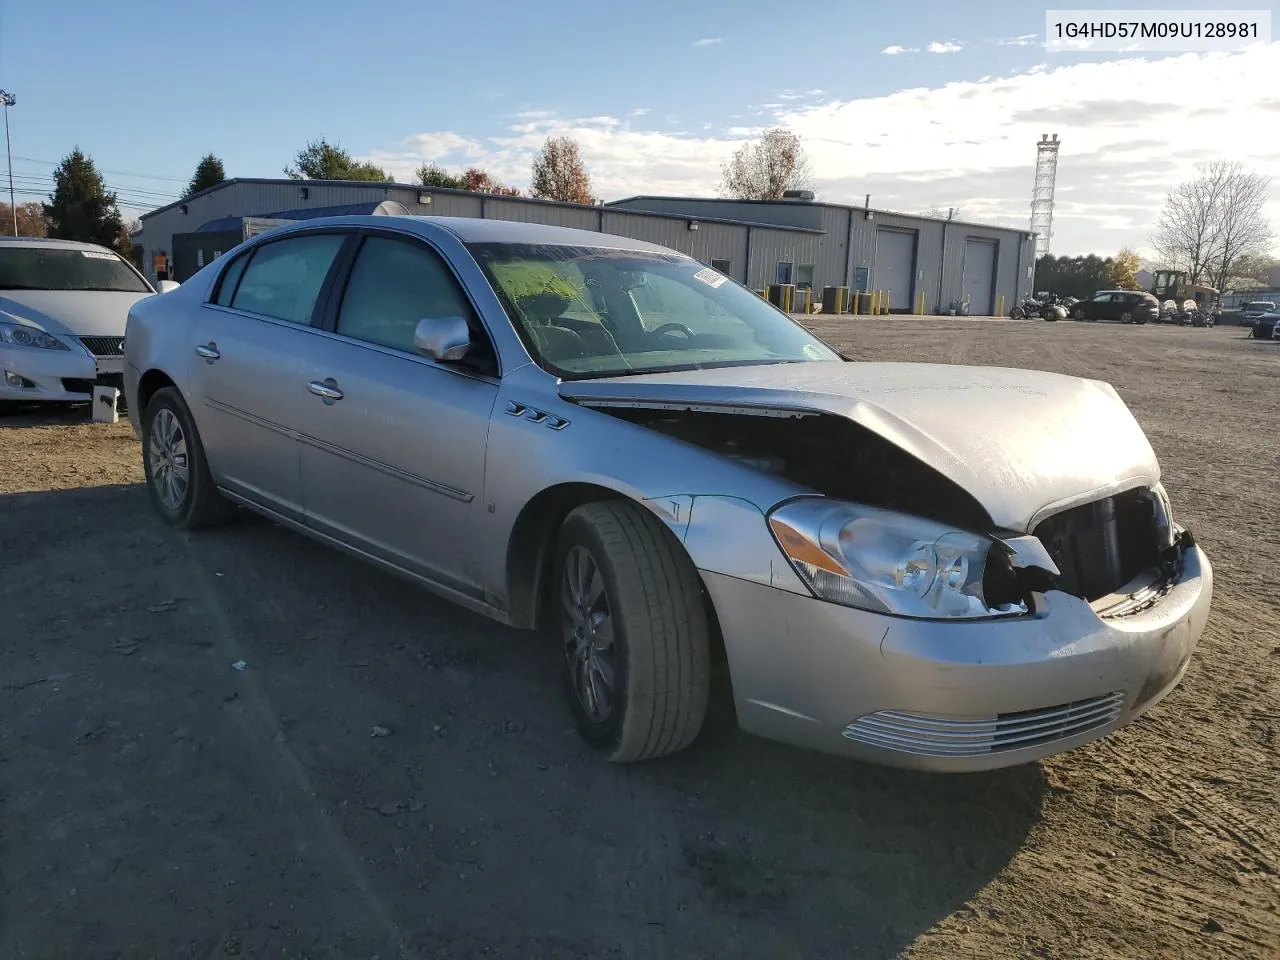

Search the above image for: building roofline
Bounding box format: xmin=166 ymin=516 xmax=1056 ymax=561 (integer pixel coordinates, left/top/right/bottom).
xmin=142 ymin=178 xmax=823 ymax=234
xmin=607 ymin=194 xmax=1035 ymax=238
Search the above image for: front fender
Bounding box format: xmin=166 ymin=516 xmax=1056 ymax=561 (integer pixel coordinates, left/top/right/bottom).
xmin=672 ymin=494 xmax=810 ymax=596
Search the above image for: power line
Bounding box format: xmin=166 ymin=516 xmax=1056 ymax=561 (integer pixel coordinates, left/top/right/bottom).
xmin=11 ymin=153 xmax=189 ymax=183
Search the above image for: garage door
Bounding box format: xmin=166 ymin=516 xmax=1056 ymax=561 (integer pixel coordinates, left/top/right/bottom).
xmin=875 ymin=229 xmax=916 ymax=311
xmin=961 ymin=238 xmax=998 ymax=315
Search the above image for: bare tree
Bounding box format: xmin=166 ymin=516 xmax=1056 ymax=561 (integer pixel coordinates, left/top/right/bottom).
xmin=1205 ymin=166 xmax=1272 ymax=293
xmin=1152 ymin=161 xmax=1272 ymax=290
xmin=719 ymin=128 xmax=814 ymax=200
xmin=530 ymin=136 xmax=594 ymax=204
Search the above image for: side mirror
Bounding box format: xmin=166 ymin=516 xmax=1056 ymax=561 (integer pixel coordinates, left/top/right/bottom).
xmin=413 ymin=316 xmax=471 ymax=362
xmin=156 ymin=280 xmax=180 ymax=293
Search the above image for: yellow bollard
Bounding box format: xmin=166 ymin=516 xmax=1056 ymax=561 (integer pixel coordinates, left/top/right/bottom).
xmin=871 ymin=290 xmax=880 ymax=315
xmin=995 ymin=294 xmax=1005 ymax=317
xmin=917 ymin=291 xmax=926 ymax=315
xmin=884 ymin=290 xmax=891 ymax=315
xmin=852 ymin=291 xmax=861 ymax=315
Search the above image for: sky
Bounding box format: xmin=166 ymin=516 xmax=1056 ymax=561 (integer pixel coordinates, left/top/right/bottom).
xmin=2 ymin=0 xmax=1278 ymax=257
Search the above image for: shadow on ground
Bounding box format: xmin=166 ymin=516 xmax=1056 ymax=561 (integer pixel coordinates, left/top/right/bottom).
xmin=1 ymin=483 xmax=1043 ymax=959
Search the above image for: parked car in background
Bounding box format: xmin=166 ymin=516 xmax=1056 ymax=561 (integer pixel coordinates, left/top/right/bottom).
xmin=0 ymin=237 xmax=176 ymax=413
xmin=1249 ymin=311 xmax=1280 ymax=339
xmin=1070 ymin=290 xmax=1159 ymax=324
xmin=123 ymin=215 xmax=1212 ymax=771
xmin=1241 ymin=301 xmax=1276 ymax=328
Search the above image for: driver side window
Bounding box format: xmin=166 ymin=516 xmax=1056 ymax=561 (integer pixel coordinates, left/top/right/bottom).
xmin=336 ymin=235 xmax=476 ymax=353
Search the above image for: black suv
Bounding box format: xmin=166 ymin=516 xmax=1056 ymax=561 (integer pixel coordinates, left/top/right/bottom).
xmin=1071 ymin=290 xmax=1160 ymax=324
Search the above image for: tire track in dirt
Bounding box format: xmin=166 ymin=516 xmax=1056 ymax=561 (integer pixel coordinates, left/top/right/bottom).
xmin=1091 ymin=737 xmax=1280 ymax=879
xmin=1016 ymin=845 xmax=1278 ymax=956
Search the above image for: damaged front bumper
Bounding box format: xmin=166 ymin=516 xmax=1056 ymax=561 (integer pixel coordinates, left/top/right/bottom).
xmin=702 ymin=532 xmax=1212 ymax=772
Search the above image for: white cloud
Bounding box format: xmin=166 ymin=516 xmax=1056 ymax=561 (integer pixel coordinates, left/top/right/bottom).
xmin=364 ymin=45 xmax=1280 ymax=257
xmin=995 ymin=33 xmax=1037 ymax=47
xmin=692 ymin=37 xmax=723 ymax=47
xmin=881 ymin=44 xmax=917 ymax=55
xmin=628 ymin=107 xmax=651 ymax=117
xmin=927 ymin=40 xmax=964 ymax=53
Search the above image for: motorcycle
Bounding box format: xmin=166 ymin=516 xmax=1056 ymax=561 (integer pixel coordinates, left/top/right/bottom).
xmin=1009 ymin=295 xmax=1041 ymax=320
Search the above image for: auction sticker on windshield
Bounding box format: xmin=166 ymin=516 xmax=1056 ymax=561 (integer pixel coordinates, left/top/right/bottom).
xmin=80 ymin=251 xmax=120 ymax=260
xmin=693 ymin=267 xmax=728 ymax=289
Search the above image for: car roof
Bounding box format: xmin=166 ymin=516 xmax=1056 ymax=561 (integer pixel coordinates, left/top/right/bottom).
xmin=0 ymin=236 xmax=120 ymax=253
xmin=267 ymin=214 xmax=678 ymax=254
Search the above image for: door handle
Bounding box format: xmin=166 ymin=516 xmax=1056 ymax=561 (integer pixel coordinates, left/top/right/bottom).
xmin=307 ymin=379 xmax=344 ymax=402
xmin=195 ymin=342 xmax=220 ymax=362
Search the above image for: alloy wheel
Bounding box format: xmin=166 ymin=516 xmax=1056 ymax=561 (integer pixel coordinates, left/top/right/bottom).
xmin=561 ymin=545 xmax=617 ymax=723
xmin=148 ymin=407 xmax=190 ymax=511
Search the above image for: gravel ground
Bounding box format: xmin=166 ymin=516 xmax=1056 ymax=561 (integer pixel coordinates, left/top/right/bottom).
xmin=1 ymin=319 xmax=1277 ymax=960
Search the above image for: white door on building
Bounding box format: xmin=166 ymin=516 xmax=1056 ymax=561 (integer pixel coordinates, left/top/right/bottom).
xmin=961 ymin=238 xmax=998 ymax=315
xmin=875 ymin=229 xmax=915 ymax=311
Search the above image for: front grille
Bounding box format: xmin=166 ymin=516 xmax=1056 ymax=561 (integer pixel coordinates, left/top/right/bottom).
xmin=1033 ymin=489 xmax=1164 ymax=601
xmin=843 ymin=692 xmax=1125 ymax=757
xmin=62 ymin=378 xmax=94 ymax=395
xmin=79 ymin=336 xmax=125 ymax=357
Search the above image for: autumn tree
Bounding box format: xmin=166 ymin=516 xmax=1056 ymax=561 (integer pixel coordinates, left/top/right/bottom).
xmin=0 ymin=201 xmax=49 ymax=237
xmin=1152 ymin=161 xmax=1273 ymax=291
xmin=720 ymin=128 xmax=814 ymax=200
xmin=461 ymin=168 xmax=519 ymax=196
xmin=185 ymin=153 xmax=226 ymax=198
xmin=1108 ymin=248 xmax=1142 ymax=289
xmin=116 ymin=218 xmax=141 ymax=264
xmin=530 ymin=136 xmax=594 ymax=204
xmin=285 ymin=138 xmax=390 ymax=181
xmin=43 ymin=148 xmax=123 ymax=247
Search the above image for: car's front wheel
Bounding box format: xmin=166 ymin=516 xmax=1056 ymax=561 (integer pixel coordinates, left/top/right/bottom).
xmin=1072 ymin=307 xmax=1086 ymax=320
xmin=555 ymin=501 xmax=710 ymax=762
xmin=142 ymin=387 xmax=235 ymax=529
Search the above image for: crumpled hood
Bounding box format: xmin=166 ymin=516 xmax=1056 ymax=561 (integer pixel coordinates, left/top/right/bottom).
xmin=0 ymin=290 xmax=154 ymax=339
xmin=561 ymin=361 xmax=1160 ymax=530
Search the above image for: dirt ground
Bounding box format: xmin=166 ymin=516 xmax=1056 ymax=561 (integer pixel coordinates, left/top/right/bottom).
xmin=2 ymin=318 xmax=1277 ymax=960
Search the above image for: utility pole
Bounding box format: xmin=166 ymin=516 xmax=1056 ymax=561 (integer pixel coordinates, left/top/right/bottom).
xmin=0 ymin=91 xmax=15 ymax=236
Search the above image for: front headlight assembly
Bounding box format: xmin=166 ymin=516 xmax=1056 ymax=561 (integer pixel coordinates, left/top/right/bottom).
xmin=768 ymin=498 xmax=1027 ymax=620
xmin=0 ymin=321 xmax=70 ymax=351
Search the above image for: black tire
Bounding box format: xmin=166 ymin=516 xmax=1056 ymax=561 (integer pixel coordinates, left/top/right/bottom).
xmin=554 ymin=500 xmax=710 ymax=762
xmin=1072 ymin=307 xmax=1086 ymax=320
xmin=1009 ymin=307 xmax=1024 ymax=320
xmin=141 ymin=386 xmax=235 ymax=529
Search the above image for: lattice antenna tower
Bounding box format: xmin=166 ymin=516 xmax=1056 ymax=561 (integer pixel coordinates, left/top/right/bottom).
xmin=1030 ymin=133 xmax=1060 ymax=259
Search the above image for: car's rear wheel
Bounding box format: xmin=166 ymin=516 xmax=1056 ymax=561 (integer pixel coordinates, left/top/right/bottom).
xmin=554 ymin=500 xmax=710 ymax=762
xmin=142 ymin=387 xmax=234 ymax=529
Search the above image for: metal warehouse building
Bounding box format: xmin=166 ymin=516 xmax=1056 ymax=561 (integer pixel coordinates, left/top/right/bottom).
xmin=138 ymin=178 xmax=1034 ymax=315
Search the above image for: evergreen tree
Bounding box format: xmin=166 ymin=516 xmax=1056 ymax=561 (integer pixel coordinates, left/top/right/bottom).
xmin=185 ymin=154 xmax=227 ymax=197
xmin=43 ymin=148 xmax=123 ymax=247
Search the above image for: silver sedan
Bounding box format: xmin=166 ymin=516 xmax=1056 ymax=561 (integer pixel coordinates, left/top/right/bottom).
xmin=123 ymin=216 xmax=1212 ymax=770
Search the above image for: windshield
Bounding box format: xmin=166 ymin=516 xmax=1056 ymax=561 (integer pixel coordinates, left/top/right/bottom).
xmin=1244 ymin=302 xmax=1275 ymax=312
xmin=0 ymin=246 xmax=152 ymax=293
xmin=468 ymin=242 xmax=841 ymax=378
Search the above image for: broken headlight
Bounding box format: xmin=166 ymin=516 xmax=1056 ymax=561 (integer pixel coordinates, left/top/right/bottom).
xmin=768 ymin=498 xmax=1026 ymax=619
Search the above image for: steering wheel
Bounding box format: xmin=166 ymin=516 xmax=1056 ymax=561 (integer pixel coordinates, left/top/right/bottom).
xmin=651 ymin=322 xmax=695 ymax=339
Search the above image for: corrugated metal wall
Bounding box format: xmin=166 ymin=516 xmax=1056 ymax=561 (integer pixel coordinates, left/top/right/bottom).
xmin=145 ymin=181 xmax=1033 ymax=313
